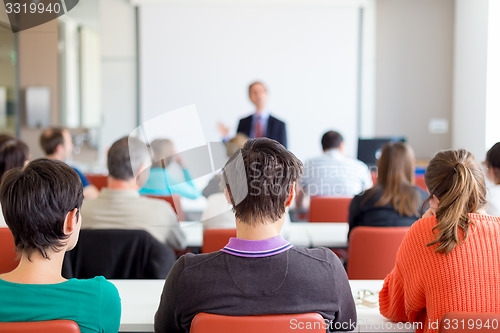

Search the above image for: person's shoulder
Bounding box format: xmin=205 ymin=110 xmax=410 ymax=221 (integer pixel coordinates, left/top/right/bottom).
xmin=351 ymin=188 xmax=373 ymax=204
xmin=290 ymin=246 xmax=343 ymax=268
xmin=269 ymin=114 xmax=285 ymax=125
xmin=139 ymin=195 xmax=173 ymax=209
xmin=239 ymin=114 xmax=253 ymax=123
xmin=404 ymin=215 xmax=437 ymax=246
xmin=67 ymin=276 xmax=119 ymax=296
xmin=172 ymin=252 xmax=224 ymax=275
xmin=346 ymin=157 xmax=370 ymax=170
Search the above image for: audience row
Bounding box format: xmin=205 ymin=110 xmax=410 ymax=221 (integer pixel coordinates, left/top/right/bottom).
xmin=0 ymin=131 xmax=499 ymax=333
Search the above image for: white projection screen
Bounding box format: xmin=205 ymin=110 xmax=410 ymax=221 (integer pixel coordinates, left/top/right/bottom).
xmin=139 ymin=2 xmax=361 ymax=161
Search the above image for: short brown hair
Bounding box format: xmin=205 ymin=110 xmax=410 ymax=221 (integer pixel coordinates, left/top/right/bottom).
xmin=222 ymin=138 xmax=303 ymax=225
xmin=321 ymin=131 xmax=343 ymax=151
xmin=40 ymin=127 xmax=65 ymax=155
xmin=424 ymin=149 xmax=486 ymax=254
xmin=248 ymin=81 xmax=267 ymax=96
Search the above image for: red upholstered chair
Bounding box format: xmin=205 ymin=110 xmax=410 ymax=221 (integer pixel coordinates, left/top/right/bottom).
xmin=145 ymin=194 xmax=185 ymax=221
xmin=308 ymin=197 xmax=352 ymax=223
xmin=439 ymin=312 xmax=500 ymax=333
xmin=347 ymin=226 xmax=409 ymax=279
xmin=85 ymin=174 xmax=107 ymax=191
xmin=0 ymin=228 xmax=19 ymax=274
xmin=0 ymin=320 xmax=80 ymax=333
xmin=415 ymin=175 xmax=427 ymax=191
xmin=201 ymin=229 xmax=237 ymax=253
xmin=190 ymin=312 xmax=326 ymax=333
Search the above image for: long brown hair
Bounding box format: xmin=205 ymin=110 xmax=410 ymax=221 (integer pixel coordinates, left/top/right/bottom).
xmin=424 ymin=149 xmax=486 ymax=254
xmin=368 ymin=142 xmax=421 ymax=216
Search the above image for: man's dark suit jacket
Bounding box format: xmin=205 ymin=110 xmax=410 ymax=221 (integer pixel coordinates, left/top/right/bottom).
xmin=237 ymin=114 xmax=287 ymax=148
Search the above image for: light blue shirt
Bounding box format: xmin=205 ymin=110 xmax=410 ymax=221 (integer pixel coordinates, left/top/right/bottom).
xmin=250 ymin=110 xmax=270 ymax=138
xmin=302 ymin=149 xmax=373 ymax=197
xmin=139 ymin=167 xmax=201 ymax=199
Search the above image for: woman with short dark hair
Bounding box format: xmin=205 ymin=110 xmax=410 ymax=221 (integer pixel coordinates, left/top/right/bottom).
xmin=0 ymin=159 xmax=121 ymax=332
xmin=379 ymin=149 xmax=500 ymax=333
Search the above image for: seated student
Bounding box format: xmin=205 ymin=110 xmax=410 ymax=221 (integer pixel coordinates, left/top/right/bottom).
xmin=40 ymin=127 xmax=99 ymax=199
xmin=0 ymin=139 xmax=29 ymax=228
xmin=296 ymin=130 xmax=372 ymax=208
xmin=155 ymin=138 xmax=356 ymax=333
xmin=348 ymin=142 xmax=427 ymax=236
xmin=82 ymin=136 xmax=186 ymax=250
xmin=484 ymin=142 xmax=500 ymax=216
xmin=0 ymin=159 xmax=121 ymax=332
xmin=379 ymin=149 xmax=500 ymax=333
xmin=139 ymin=138 xmax=201 ymax=199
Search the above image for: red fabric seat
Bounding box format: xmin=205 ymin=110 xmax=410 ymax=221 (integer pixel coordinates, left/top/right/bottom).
xmin=0 ymin=228 xmax=19 ymax=274
xmin=0 ymin=320 xmax=80 ymax=333
xmin=190 ymin=312 xmax=326 ymax=333
xmin=85 ymin=174 xmax=107 ymax=190
xmin=201 ymin=229 xmax=237 ymax=253
xmin=309 ymin=197 xmax=352 ymax=223
xmin=347 ymin=226 xmax=409 ymax=279
xmin=144 ymin=194 xmax=185 ymax=221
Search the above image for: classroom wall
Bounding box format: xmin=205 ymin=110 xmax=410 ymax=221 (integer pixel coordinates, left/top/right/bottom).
xmin=453 ymin=0 xmax=488 ymax=160
xmin=139 ymin=1 xmax=364 ymax=162
xmin=98 ymin=0 xmax=138 ymax=164
xmin=375 ymin=0 xmax=454 ymax=160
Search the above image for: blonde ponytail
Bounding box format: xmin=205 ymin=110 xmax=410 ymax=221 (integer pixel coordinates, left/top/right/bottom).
xmin=425 ymin=150 xmax=486 ymax=254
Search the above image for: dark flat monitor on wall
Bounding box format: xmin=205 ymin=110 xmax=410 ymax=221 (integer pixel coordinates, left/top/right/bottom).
xmin=357 ymin=137 xmax=406 ymax=167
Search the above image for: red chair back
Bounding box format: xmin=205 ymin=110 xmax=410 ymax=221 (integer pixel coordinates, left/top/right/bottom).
xmin=415 ymin=175 xmax=427 ymax=191
xmin=0 ymin=320 xmax=80 ymax=333
xmin=347 ymin=226 xmax=409 ymax=279
xmin=309 ymin=197 xmax=352 ymax=222
xmin=145 ymin=195 xmax=185 ymax=221
xmin=85 ymin=174 xmax=107 ymax=191
xmin=202 ymin=229 xmax=237 ymax=253
xmin=0 ymin=228 xmax=19 ymax=274
xmin=190 ymin=312 xmax=326 ymax=333
xmin=439 ymin=312 xmax=500 ymax=333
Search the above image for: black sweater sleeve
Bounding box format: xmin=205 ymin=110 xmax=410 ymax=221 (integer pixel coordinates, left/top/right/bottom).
xmin=155 ymin=255 xmax=187 ymax=333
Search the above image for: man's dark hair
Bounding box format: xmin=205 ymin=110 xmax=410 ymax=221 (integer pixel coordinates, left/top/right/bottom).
xmin=40 ymin=127 xmax=65 ymax=155
xmin=0 ymin=139 xmax=29 ymax=180
xmin=0 ymin=158 xmax=83 ymax=259
xmin=321 ymin=130 xmax=343 ymax=151
xmin=108 ymin=136 xmax=150 ymax=181
xmin=222 ymin=138 xmax=303 ymax=225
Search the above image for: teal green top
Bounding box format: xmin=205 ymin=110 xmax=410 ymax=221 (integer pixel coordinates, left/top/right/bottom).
xmin=139 ymin=167 xmax=201 ymax=199
xmin=0 ymin=276 xmax=121 ymax=333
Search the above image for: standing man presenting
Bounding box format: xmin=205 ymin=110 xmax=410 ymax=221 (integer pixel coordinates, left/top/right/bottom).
xmin=219 ymin=81 xmax=287 ymax=148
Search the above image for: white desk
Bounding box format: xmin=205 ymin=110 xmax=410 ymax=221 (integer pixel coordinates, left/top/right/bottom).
xmin=111 ymin=279 xmax=414 ymax=333
xmin=179 ymin=221 xmax=349 ymax=249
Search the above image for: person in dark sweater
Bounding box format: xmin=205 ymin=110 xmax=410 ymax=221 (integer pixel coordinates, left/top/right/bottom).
xmin=155 ymin=138 xmax=356 ymax=333
xmin=348 ymin=142 xmax=427 ymax=238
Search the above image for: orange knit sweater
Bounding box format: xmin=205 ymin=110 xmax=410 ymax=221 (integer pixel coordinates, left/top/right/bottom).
xmin=379 ymin=213 xmax=500 ymax=333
